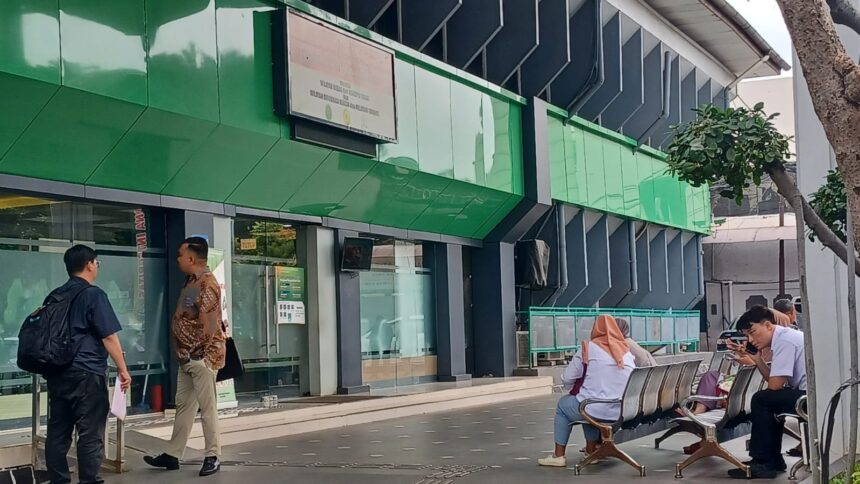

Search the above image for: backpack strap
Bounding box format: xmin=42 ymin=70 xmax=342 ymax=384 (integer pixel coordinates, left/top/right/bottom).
xmin=44 ymin=283 xmax=93 ymax=306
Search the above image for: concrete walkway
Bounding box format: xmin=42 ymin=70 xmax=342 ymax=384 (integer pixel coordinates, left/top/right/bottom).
xmin=105 ymin=392 xmax=807 ymax=483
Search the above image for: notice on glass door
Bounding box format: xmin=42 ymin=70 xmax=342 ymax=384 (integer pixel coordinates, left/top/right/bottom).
xmin=275 ymin=267 xmax=306 ymax=325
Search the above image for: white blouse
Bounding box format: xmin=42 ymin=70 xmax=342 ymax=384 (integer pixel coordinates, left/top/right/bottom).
xmin=562 ymin=341 xmax=635 ymax=421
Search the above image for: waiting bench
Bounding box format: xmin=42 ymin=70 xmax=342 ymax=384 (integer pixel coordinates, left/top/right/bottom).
xmin=573 ymin=359 xmax=701 ymax=476
xmin=573 ymin=356 xmax=769 ymax=477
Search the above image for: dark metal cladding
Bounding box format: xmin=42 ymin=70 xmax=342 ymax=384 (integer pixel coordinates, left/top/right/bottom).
xmin=519 ymin=0 xmax=571 ymax=98
xmin=445 ymin=0 xmax=503 ymax=69
xmin=399 ymin=0 xmax=462 ymax=50
xmin=546 ymin=0 xmax=599 ymax=110
xmin=344 ymin=0 xmax=394 ymax=27
xmin=623 ymin=40 xmax=664 ymax=140
xmin=484 ymin=0 xmax=539 ymax=86
xmin=602 ymin=26 xmax=644 ymax=131
xmin=577 ymin=12 xmax=623 ymax=121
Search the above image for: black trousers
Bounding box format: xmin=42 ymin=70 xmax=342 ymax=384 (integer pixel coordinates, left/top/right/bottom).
xmin=45 ymin=369 xmax=109 ymax=484
xmin=749 ymin=387 xmax=806 ymax=467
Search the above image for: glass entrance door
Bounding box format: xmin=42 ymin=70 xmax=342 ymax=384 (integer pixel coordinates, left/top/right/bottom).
xmin=231 ymin=220 xmax=305 ymax=404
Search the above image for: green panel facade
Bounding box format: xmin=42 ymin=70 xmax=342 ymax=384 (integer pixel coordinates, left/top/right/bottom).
xmin=547 ymin=112 xmax=710 ymax=234
xmin=0 ymin=0 xmax=526 ymax=240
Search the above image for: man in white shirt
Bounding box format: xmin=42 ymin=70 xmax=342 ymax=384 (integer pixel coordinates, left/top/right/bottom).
xmin=728 ymin=305 xmax=806 ymax=479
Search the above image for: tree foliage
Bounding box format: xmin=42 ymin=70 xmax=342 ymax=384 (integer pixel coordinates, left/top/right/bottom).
xmin=664 ymin=103 xmax=792 ymax=205
xmin=809 ymin=169 xmax=848 ymax=243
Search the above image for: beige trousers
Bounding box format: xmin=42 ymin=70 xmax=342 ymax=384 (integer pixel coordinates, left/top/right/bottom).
xmin=167 ymin=359 xmax=221 ymax=458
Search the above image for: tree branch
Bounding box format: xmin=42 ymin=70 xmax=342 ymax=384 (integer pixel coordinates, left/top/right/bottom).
xmin=769 ymin=164 xmax=860 ymax=277
xmin=827 ymin=0 xmax=860 ymax=37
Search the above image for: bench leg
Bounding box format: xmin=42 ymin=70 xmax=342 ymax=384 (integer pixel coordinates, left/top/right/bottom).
xmin=788 ymin=458 xmax=808 ymax=480
xmin=674 ymin=439 xmax=749 ymax=479
xmin=574 ymin=439 xmax=646 ymax=477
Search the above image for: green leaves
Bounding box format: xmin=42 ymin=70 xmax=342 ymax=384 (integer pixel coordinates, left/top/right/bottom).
xmin=665 ymin=103 xmax=791 ymax=206
xmin=809 ymin=169 xmax=847 ymax=243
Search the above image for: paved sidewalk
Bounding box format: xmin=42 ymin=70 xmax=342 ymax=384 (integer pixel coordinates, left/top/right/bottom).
xmin=105 ymin=394 xmax=805 ymax=483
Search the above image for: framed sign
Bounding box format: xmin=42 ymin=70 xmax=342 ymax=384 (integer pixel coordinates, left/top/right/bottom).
xmin=283 ymin=10 xmax=397 ymax=142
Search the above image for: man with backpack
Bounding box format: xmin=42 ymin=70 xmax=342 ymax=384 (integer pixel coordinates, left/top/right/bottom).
xmin=34 ymin=245 xmax=131 ymax=484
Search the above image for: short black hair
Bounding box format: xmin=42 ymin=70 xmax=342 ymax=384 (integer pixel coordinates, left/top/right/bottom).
xmin=182 ymin=236 xmax=209 ymax=260
xmin=774 ymin=298 xmax=794 ymax=314
xmin=736 ymin=305 xmax=776 ymax=332
xmin=64 ymin=245 xmax=97 ymax=276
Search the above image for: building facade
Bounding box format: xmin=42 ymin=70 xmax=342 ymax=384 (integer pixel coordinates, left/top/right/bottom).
xmin=0 ymin=0 xmax=784 ymax=462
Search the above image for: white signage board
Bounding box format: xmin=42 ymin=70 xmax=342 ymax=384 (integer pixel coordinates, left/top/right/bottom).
xmin=287 ymin=10 xmax=397 ymax=142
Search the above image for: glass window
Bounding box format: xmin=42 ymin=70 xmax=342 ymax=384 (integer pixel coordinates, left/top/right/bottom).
xmin=0 ymin=193 xmax=169 ymax=431
xmin=231 ymin=218 xmax=304 ymax=404
xmin=360 ymin=239 xmax=436 ymax=388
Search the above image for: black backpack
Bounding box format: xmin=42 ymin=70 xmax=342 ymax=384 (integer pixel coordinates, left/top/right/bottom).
xmin=16 ymin=284 xmax=91 ymax=375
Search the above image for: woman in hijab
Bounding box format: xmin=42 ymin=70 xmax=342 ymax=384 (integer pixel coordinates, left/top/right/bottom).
xmin=615 ymin=318 xmax=657 ymax=367
xmin=539 ymin=315 xmax=635 ymax=468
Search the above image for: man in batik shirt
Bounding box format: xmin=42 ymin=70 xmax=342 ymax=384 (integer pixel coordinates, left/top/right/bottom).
xmin=145 ymin=236 xmax=226 ymax=477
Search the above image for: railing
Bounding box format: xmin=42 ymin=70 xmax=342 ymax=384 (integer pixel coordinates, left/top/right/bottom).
xmin=527 ymin=307 xmax=701 ymax=367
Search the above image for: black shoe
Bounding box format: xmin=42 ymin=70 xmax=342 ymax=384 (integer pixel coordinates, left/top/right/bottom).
xmin=199 ymin=456 xmax=220 ymax=477
xmin=729 ymin=463 xmax=779 ymax=479
xmin=144 ymin=453 xmax=180 ymax=470
xmin=743 ymin=458 xmax=787 ymax=472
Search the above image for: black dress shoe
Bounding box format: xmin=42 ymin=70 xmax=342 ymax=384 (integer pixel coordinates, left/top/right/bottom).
xmin=742 ymin=458 xmax=787 ymax=472
xmin=199 ymin=456 xmax=221 ymax=477
xmin=144 ymin=453 xmax=180 ymax=470
xmin=729 ymin=463 xmax=779 ymax=479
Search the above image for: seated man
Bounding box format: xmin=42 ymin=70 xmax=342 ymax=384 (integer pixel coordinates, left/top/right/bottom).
xmin=774 ymin=298 xmax=799 ymax=329
xmin=728 ymin=305 xmax=806 ymax=479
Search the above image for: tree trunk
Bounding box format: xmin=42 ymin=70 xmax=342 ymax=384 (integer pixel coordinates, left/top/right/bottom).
xmin=768 ymin=165 xmax=860 ymax=277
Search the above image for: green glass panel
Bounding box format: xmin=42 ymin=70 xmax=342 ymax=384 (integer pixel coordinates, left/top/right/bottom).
xmin=0 ymin=73 xmax=59 ymax=158
xmin=472 ymin=193 xmax=522 ymax=239
xmin=548 ymin=118 xmax=567 ymax=200
xmin=620 ymin=147 xmax=641 ymax=219
xmin=508 ymin=103 xmax=524 ymax=196
xmin=87 ymin=108 xmax=217 ymax=193
xmin=216 ymin=1 xmax=280 ymax=136
xmin=565 ymin=127 xmax=588 ymax=205
xmin=161 ymin=124 xmax=278 ymax=202
xmin=0 ymin=1 xmax=60 ymax=83
xmin=281 ymin=151 xmax=376 ymax=216
xmin=59 ymin=0 xmax=147 ymax=105
xmin=603 ymin=142 xmax=624 ymax=214
xmin=328 ymin=162 xmax=416 ymax=225
xmin=409 ymin=180 xmax=476 ymax=233
xmin=1 ymin=87 xmax=143 ymax=183
xmin=146 ymin=0 xmax=219 ymax=121
xmin=651 ymin=161 xmax=680 ymax=227
xmin=378 ymin=171 xmax=451 ymax=229
xmin=227 ymin=139 xmax=330 ymax=210
xmin=637 ymin=153 xmax=657 ymax=222
xmin=380 ymin=60 xmax=420 ymax=170
xmin=485 ymin=96 xmax=514 ymax=193
xmin=414 ymin=68 xmax=453 ymax=178
xmin=683 ymin=180 xmax=698 ymax=231
xmin=451 ymin=80 xmax=485 ymax=186
xmin=582 ymin=131 xmax=607 ymax=211
xmin=445 ymin=187 xmax=511 ymax=238
xmin=701 ymin=186 xmax=712 ymax=232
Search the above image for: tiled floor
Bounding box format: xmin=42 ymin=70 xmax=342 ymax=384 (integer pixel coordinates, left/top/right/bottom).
xmin=105 ymin=393 xmax=806 ymax=483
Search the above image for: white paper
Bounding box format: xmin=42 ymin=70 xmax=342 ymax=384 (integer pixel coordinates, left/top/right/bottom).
xmin=110 ymin=377 xmax=127 ymax=421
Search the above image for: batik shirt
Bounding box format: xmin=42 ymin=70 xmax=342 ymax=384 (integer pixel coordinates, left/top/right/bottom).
xmin=171 ymin=270 xmax=226 ymax=370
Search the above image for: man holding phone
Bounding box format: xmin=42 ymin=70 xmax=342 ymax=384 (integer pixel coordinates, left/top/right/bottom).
xmin=727 ymin=305 xmax=806 ymax=479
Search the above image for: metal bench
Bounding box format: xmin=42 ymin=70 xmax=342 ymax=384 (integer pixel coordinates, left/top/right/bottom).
xmin=778 ymin=395 xmax=810 ymax=480
xmin=572 ymin=360 xmax=702 ymax=476
xmin=654 ymin=365 xmax=761 ymax=478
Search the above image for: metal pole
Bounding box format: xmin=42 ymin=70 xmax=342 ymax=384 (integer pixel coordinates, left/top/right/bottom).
xmin=846 ymin=202 xmax=858 ymax=476
xmin=780 ymin=201 xmax=786 ymax=296
xmin=794 ymin=193 xmax=821 ymax=484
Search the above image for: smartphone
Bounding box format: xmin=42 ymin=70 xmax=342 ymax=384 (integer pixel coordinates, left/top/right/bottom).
xmin=745 ymin=340 xmax=758 ymax=355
